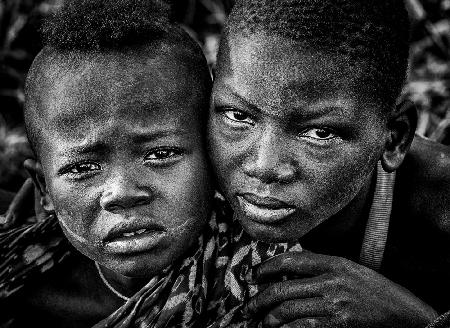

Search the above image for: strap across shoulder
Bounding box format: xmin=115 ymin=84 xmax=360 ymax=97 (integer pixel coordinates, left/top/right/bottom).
xmin=359 ymin=162 xmax=396 ymax=272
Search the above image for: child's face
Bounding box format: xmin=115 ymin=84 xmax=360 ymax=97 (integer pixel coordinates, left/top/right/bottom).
xmin=208 ymin=33 xmax=389 ymax=242
xmin=37 ymin=49 xmax=212 ymax=277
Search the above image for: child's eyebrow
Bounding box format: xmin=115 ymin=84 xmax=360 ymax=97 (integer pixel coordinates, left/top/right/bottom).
xmin=59 ymin=129 xmax=189 ymax=157
xmin=216 ymin=84 xmax=354 ymax=120
xmin=61 ymin=142 xmax=107 ymax=156
xmin=285 ymin=104 xmax=355 ymax=124
xmin=214 ymin=86 xmax=261 ymax=114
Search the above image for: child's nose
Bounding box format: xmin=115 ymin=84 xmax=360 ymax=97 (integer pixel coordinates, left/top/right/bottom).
xmin=99 ymin=171 xmax=153 ymax=213
xmin=242 ymin=128 xmax=296 ymax=184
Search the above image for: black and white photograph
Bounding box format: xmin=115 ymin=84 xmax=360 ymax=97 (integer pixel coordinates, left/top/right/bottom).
xmin=0 ymin=0 xmax=449 ymax=327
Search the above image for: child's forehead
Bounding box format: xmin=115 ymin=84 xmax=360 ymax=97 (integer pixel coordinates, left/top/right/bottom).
xmin=223 ymin=32 xmax=356 ymax=78
xmin=33 ymin=50 xmax=206 ymax=143
xmin=219 ymin=34 xmax=358 ymax=100
xmin=216 ymin=32 xmax=381 ymax=111
xmin=40 ymin=85 xmax=201 ymax=155
xmin=42 ymin=51 xmax=198 ymax=109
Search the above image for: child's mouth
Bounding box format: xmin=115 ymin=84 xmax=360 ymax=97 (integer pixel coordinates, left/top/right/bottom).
xmin=237 ymin=194 xmax=296 ymax=224
xmin=103 ymin=223 xmax=167 ymax=254
xmin=121 ymin=229 xmax=148 ymax=237
xmin=104 ymin=230 xmax=166 ymax=254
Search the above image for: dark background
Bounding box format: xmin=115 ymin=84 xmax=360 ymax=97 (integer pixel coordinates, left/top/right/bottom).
xmin=0 ymin=0 xmax=449 ymax=192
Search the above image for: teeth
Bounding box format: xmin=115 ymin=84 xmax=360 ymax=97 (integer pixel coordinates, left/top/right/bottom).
xmin=122 ymin=229 xmax=147 ymax=238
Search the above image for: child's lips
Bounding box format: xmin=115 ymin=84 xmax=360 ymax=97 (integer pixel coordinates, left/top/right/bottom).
xmin=103 ymin=230 xmax=166 ymax=254
xmin=237 ymin=193 xmax=296 ymax=224
xmin=103 ymin=221 xmax=167 ymax=254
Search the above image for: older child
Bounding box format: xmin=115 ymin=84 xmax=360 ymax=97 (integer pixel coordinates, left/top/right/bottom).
xmin=208 ymin=0 xmax=450 ymax=327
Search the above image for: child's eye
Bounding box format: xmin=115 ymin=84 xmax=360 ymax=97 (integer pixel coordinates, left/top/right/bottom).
xmin=59 ymin=162 xmax=102 ymax=177
xmin=144 ymin=147 xmax=184 ymax=164
xmin=221 ymin=109 xmax=254 ymax=126
xmin=300 ymin=128 xmax=338 ymax=141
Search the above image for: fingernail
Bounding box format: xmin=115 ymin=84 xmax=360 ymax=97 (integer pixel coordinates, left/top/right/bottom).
xmin=0 ymin=215 xmax=7 ymax=225
xmin=6 ymin=213 xmax=15 ymax=224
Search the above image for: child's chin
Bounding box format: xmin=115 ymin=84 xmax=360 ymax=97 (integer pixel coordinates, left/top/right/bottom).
xmin=111 ymin=258 xmax=170 ymax=278
xmin=237 ymin=211 xmax=318 ymax=244
xmin=238 ymin=217 xmax=293 ymax=243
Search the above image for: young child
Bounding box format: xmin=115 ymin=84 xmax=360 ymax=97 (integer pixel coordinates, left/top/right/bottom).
xmin=208 ymin=0 xmax=450 ymax=327
xmin=0 ymin=1 xmax=302 ymax=327
xmin=0 ymin=0 xmax=216 ymax=326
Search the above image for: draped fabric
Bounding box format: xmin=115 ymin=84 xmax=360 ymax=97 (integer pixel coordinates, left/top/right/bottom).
xmin=0 ymin=194 xmax=302 ymax=327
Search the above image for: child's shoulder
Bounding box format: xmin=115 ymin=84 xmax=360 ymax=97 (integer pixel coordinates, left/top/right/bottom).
xmin=395 ymin=135 xmax=450 ymax=234
xmin=384 ymin=137 xmax=449 ymax=311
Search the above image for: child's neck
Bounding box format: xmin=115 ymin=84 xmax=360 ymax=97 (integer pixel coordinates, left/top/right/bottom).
xmin=300 ymin=169 xmax=377 ymax=262
xmin=98 ymin=263 xmax=152 ymax=299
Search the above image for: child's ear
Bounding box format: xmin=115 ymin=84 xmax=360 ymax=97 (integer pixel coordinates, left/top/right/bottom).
xmin=23 ymin=159 xmax=55 ymax=212
xmin=381 ymin=100 xmax=418 ymax=172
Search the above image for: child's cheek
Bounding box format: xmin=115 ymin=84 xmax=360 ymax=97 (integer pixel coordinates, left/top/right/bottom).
xmin=56 ymin=208 xmax=104 ymax=259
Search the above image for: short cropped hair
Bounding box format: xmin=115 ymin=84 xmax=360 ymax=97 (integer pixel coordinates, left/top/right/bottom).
xmin=25 ymin=0 xmax=210 ymax=156
xmin=224 ymin=0 xmax=410 ymax=109
xmin=42 ymin=0 xmax=173 ymax=50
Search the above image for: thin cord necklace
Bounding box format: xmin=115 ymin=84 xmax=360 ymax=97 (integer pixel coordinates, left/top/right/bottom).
xmin=95 ymin=262 xmax=130 ymax=302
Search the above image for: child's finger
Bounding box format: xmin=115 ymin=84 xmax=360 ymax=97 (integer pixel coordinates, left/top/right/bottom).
xmin=245 ymin=277 xmax=326 ymax=316
xmin=0 ymin=178 xmax=35 ymax=229
xmin=274 ymin=317 xmax=327 ymax=328
xmin=34 ymin=185 xmax=48 ymax=222
xmin=261 ymin=298 xmax=330 ymax=328
xmin=248 ymin=251 xmax=333 ymax=284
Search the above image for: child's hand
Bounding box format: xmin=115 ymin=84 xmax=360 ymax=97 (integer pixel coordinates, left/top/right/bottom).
xmin=0 ymin=178 xmax=35 ymax=229
xmin=0 ymin=175 xmax=47 ymax=230
xmin=244 ymin=251 xmax=438 ymax=328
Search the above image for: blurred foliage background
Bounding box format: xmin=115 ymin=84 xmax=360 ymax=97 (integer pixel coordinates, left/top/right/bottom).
xmin=0 ymin=0 xmax=449 ymax=192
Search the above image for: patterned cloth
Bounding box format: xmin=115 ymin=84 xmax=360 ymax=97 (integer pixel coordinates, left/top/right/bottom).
xmin=0 ymin=194 xmax=302 ymax=327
